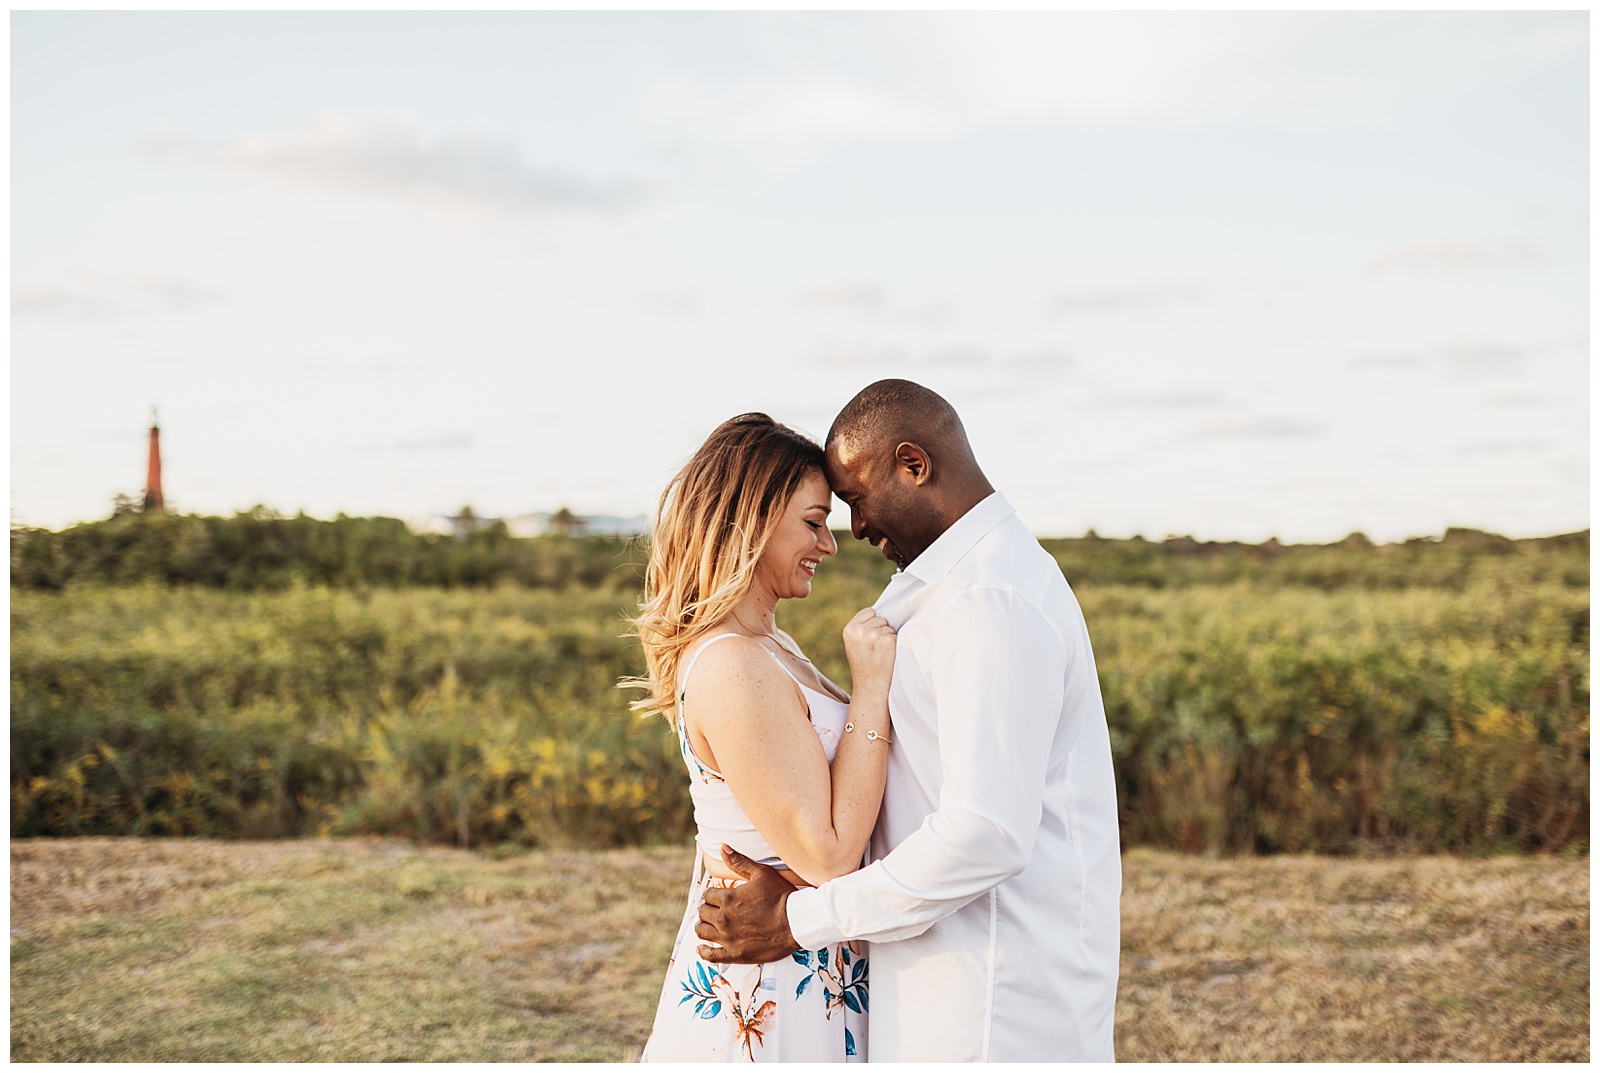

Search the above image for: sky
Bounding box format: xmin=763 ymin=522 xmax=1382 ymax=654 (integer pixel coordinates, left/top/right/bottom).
xmin=9 ymin=9 xmax=1590 ymax=542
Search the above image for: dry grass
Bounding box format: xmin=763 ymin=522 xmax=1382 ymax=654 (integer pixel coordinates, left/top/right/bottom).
xmin=9 ymin=838 xmax=689 ymax=1061
xmin=1116 ymin=848 xmax=1589 ymax=1061
xmin=9 ymin=839 xmax=1589 ymax=1062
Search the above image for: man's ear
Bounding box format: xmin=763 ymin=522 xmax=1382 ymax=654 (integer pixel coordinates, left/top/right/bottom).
xmin=894 ymin=442 xmax=933 ymax=486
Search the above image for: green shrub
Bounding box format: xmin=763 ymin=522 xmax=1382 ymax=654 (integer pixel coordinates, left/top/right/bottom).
xmin=9 ymin=525 xmax=1589 ymax=854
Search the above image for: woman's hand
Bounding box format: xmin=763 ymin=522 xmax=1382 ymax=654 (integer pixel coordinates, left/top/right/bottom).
xmin=842 ymin=607 xmax=896 ymax=700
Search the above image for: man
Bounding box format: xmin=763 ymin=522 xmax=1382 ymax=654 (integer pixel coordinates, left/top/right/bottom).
xmin=695 ymin=379 xmax=1122 ymax=1062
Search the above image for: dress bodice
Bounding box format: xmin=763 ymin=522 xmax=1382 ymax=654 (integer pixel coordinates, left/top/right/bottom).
xmin=673 ymin=633 xmax=850 ymax=869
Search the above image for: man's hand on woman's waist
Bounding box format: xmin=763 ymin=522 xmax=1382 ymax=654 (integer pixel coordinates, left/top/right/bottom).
xmin=695 ymin=845 xmax=803 ymax=964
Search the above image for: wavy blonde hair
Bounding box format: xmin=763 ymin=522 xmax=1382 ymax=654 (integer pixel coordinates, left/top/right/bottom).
xmin=623 ymin=413 xmax=826 ymax=720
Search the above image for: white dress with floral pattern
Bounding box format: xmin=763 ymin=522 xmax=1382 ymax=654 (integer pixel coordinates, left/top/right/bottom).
xmin=639 ymin=634 xmax=867 ymax=1063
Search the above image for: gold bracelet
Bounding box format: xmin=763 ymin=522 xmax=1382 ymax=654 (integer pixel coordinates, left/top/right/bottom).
xmin=844 ymin=721 xmax=891 ymax=744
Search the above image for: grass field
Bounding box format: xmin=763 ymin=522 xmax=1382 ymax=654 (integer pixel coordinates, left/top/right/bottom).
xmin=9 ymin=838 xmax=1588 ymax=1062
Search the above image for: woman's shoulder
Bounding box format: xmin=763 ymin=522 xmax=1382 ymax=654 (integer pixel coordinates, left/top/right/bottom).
xmin=680 ymin=635 xmax=803 ymax=714
xmin=683 ymin=632 xmax=778 ymax=681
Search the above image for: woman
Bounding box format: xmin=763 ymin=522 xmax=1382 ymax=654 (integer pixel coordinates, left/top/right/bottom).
xmin=626 ymin=413 xmax=896 ymax=1063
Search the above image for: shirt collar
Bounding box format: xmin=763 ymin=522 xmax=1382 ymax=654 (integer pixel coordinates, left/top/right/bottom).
xmin=900 ymin=491 xmax=1015 ymax=585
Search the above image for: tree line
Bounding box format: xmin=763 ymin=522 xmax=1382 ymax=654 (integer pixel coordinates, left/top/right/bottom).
xmin=9 ymin=508 xmax=1588 ymax=593
xmin=10 ymin=508 xmax=644 ymax=591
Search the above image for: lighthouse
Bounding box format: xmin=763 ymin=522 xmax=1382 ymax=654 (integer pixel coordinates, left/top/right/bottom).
xmin=142 ymin=409 xmax=165 ymax=513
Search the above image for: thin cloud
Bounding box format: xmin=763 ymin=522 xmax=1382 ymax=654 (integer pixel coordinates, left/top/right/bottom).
xmin=300 ymin=358 xmax=408 ymax=377
xmin=1454 ymin=439 xmax=1549 ymax=456
xmin=797 ymin=283 xmax=953 ymax=326
xmin=1052 ymin=282 xmax=1205 ymax=315
xmin=1182 ymin=413 xmax=1327 ymax=440
xmin=798 ymin=279 xmax=887 ymax=309
xmin=1439 ymin=344 xmax=1524 ymax=380
xmin=649 ymin=12 xmax=1295 ymax=163
xmin=641 ymin=288 xmax=698 ymax=316
xmin=11 ymin=274 xmax=225 ymax=322
xmin=1522 ymin=17 xmax=1588 ymax=59
xmin=896 ymin=301 xmax=949 ymax=325
xmin=1368 ymin=240 xmax=1543 ymax=273
xmin=926 ymin=346 xmax=990 ymax=368
xmin=807 ymin=343 xmax=1071 ymax=376
xmin=651 ymin=69 xmax=957 ymax=166
xmin=1067 ymin=452 xmax=1139 ymax=472
xmin=10 ymin=284 xmax=93 ymax=319
xmin=105 ymin=274 xmax=226 ymax=310
xmin=149 ymin=115 xmax=646 ymax=216
xmin=348 ymin=434 xmax=476 ymax=455
xmin=1348 ymin=344 xmax=1531 ymax=380
xmin=1346 ymin=353 xmax=1428 ymax=371
xmin=1478 ymin=391 xmax=1547 ymax=408
xmin=1098 ymin=387 xmax=1225 ymax=409
xmin=1552 ymin=457 xmax=1589 ymax=481
xmin=1001 ymin=349 xmax=1075 ymax=375
xmin=811 ymin=344 xmax=907 ymax=370
xmin=651 ymin=12 xmax=1584 ymax=163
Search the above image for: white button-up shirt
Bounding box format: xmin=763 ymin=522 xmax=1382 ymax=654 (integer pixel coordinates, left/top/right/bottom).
xmin=786 ymin=492 xmax=1121 ymax=1062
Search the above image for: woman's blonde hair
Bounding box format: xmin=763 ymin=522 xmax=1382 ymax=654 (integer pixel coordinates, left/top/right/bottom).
xmin=624 ymin=413 xmax=826 ymax=720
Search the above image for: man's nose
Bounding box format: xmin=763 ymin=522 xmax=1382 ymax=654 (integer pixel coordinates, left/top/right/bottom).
xmin=849 ymin=505 xmax=867 ymax=540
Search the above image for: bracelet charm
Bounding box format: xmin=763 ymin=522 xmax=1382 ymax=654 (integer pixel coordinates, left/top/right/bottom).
xmin=844 ymin=721 xmax=891 ymax=744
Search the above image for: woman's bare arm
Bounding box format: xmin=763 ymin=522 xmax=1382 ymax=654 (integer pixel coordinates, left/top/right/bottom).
xmin=683 ymin=614 xmax=894 ymax=886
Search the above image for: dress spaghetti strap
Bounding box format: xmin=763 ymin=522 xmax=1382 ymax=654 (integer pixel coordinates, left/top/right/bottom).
xmin=675 ymin=633 xmax=746 ymax=781
xmin=679 ymin=632 xmax=809 ymax=701
xmin=677 ymin=632 xmax=744 ymax=704
xmin=676 ymin=633 xmax=814 ymax=781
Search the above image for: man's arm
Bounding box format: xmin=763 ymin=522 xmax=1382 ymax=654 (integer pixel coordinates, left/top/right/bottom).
xmin=786 ymin=586 xmax=1069 ymax=948
xmin=693 ymin=586 xmax=1071 ymax=961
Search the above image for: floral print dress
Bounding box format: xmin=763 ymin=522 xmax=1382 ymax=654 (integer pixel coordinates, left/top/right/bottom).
xmin=639 ymin=634 xmax=867 ymax=1063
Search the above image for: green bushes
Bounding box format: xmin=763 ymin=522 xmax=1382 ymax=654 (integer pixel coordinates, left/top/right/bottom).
xmin=9 ymin=509 xmax=645 ymax=591
xmin=16 ymin=510 xmax=1584 ymax=595
xmin=1085 ymin=582 xmax=1588 ymax=853
xmin=10 ymin=585 xmax=687 ymax=847
xmin=9 ymin=524 xmax=1589 ymax=854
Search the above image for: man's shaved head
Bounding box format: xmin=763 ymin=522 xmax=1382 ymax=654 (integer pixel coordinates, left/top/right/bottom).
xmin=826 ymin=378 xmax=972 ymax=466
xmin=823 ymin=379 xmax=994 ymax=568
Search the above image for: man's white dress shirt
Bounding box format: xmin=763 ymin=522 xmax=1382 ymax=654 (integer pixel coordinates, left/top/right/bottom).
xmin=786 ymin=492 xmax=1121 ymax=1062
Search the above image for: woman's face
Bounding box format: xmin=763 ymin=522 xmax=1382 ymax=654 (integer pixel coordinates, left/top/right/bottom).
xmin=755 ymin=468 xmax=838 ymax=601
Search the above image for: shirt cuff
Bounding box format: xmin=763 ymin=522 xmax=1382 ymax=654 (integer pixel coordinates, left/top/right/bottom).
xmin=786 ymin=884 xmax=844 ymax=949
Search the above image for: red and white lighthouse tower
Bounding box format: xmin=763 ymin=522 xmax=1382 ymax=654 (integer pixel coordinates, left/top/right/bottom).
xmin=142 ymin=409 xmax=165 ymax=513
